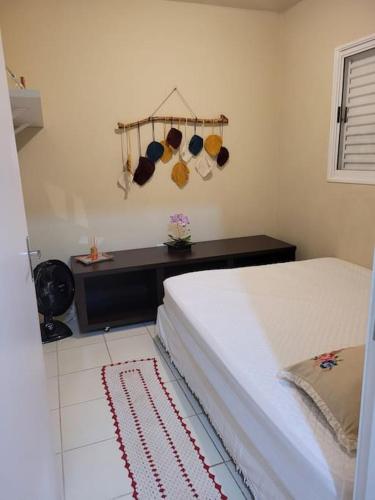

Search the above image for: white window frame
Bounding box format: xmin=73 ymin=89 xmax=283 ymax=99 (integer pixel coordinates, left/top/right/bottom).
xmin=327 ymin=33 xmax=375 ymax=185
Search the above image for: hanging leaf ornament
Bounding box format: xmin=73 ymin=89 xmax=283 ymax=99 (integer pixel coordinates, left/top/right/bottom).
xmin=133 ymin=123 xmax=155 ymax=186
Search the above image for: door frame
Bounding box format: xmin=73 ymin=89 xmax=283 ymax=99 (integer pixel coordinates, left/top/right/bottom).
xmin=354 ymin=251 xmax=375 ymax=499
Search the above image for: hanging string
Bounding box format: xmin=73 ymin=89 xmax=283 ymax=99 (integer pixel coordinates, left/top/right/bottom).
xmin=150 ymin=88 xmax=177 ymax=117
xmin=137 ymin=123 xmax=141 ymax=157
xmin=163 ymin=118 xmax=167 ymax=140
xmin=121 ymin=130 xmax=126 ymax=172
xmin=149 ymin=87 xmax=197 ymax=119
xmin=126 ymin=128 xmax=132 ymax=172
xmin=152 ymin=119 xmax=155 ymax=141
xmin=175 ymin=88 xmax=197 ymax=118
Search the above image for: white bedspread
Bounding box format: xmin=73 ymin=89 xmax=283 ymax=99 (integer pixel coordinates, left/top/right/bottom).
xmin=159 ymin=258 xmax=371 ymax=499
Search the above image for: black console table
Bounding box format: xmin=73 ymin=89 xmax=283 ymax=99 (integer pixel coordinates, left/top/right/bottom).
xmin=71 ymin=235 xmax=296 ymax=333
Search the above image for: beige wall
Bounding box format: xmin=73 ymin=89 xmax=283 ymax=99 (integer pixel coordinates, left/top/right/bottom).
xmin=0 ymin=0 xmax=281 ymax=262
xmin=277 ymin=0 xmax=375 ymax=268
xmin=2 ymin=0 xmax=375 ymax=268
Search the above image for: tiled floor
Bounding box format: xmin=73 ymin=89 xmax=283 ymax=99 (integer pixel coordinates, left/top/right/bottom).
xmin=44 ymin=323 xmax=253 ymax=500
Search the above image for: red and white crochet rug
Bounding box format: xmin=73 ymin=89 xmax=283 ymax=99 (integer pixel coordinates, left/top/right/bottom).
xmin=102 ymin=358 xmax=227 ymax=499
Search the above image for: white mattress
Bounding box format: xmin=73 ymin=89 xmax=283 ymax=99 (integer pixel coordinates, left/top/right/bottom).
xmin=158 ymin=258 xmax=371 ymax=499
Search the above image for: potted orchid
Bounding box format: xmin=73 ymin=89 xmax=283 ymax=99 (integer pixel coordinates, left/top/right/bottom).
xmin=165 ymin=213 xmax=193 ymax=251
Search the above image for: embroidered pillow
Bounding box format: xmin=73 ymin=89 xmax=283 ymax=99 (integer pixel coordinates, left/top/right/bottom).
xmin=279 ymin=345 xmax=364 ymax=453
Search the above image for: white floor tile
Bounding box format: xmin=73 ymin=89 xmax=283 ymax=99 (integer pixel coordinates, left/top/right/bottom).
xmin=58 ymin=332 xmax=104 ymax=351
xmin=107 ymin=335 xmax=176 ymax=383
xmin=106 ymin=333 xmax=157 ymax=360
xmin=58 ymin=343 xmax=110 ymax=375
xmin=61 ymin=398 xmax=114 ymax=451
xmin=184 ymin=415 xmax=223 ymax=466
xmin=211 ymin=463 xmax=246 ymax=499
xmin=60 ymin=367 xmax=104 ymax=407
xmin=47 ymin=376 xmax=59 ymax=410
xmin=226 ymin=461 xmax=254 ymax=500
xmin=146 ymin=323 xmax=156 ymax=338
xmin=55 ymin=453 xmax=64 ymax=500
xmin=45 ymin=351 xmax=58 ymax=378
xmin=105 ymin=325 xmax=148 ymax=342
xmin=50 ymin=409 xmax=61 ymax=453
xmin=163 ymin=380 xmax=195 ymax=418
xmin=43 ymin=341 xmax=57 ymax=353
xmin=63 ymin=439 xmax=132 ymax=500
xmin=198 ymin=413 xmax=231 ymax=462
xmin=178 ymin=378 xmax=203 ymax=415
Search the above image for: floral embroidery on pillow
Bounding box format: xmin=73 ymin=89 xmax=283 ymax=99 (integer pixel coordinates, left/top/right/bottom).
xmin=313 ymin=350 xmax=342 ymax=370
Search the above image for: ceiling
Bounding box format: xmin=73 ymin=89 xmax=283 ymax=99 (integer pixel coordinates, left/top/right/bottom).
xmin=168 ymin=0 xmax=301 ymax=13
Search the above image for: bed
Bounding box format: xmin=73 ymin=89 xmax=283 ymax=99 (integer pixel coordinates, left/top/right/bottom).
xmin=156 ymin=258 xmax=371 ymax=499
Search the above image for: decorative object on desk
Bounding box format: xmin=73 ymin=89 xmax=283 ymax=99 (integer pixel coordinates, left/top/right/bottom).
xmin=133 ymin=123 xmax=155 ymax=186
xmin=146 ymin=119 xmax=164 ymax=163
xmin=34 ymin=260 xmax=75 ymax=343
xmin=75 ymin=236 xmax=114 ymax=265
xmin=75 ymin=252 xmax=113 ymax=265
xmin=90 ymin=236 xmax=98 ymax=261
xmin=165 ymin=213 xmax=193 ymax=250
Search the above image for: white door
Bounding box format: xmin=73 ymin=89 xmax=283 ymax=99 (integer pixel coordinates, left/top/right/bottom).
xmin=354 ymin=252 xmax=375 ymax=500
xmin=0 ymin=35 xmax=59 ymax=499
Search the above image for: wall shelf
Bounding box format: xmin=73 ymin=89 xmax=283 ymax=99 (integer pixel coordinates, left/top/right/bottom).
xmin=9 ymin=88 xmax=43 ymax=144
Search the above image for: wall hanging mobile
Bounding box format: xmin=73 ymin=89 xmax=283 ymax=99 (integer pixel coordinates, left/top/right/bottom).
xmin=115 ymin=87 xmax=229 ymax=197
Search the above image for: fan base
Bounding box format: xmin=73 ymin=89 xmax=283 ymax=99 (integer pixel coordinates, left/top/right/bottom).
xmin=41 ymin=320 xmax=73 ymax=344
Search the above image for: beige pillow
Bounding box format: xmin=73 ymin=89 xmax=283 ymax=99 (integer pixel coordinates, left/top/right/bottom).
xmin=279 ymin=345 xmax=364 ymax=453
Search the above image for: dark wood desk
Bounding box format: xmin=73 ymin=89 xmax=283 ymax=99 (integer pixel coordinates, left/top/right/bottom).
xmin=71 ymin=235 xmax=296 ymax=333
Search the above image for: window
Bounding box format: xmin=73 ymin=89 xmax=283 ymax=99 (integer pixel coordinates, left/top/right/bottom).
xmin=328 ymin=34 xmax=375 ymax=184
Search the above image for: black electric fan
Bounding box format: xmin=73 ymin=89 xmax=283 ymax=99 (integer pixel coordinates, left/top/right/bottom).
xmin=34 ymin=260 xmax=75 ymax=343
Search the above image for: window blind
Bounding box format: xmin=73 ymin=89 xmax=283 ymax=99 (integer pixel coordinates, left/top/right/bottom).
xmin=338 ymin=47 xmax=375 ymax=171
